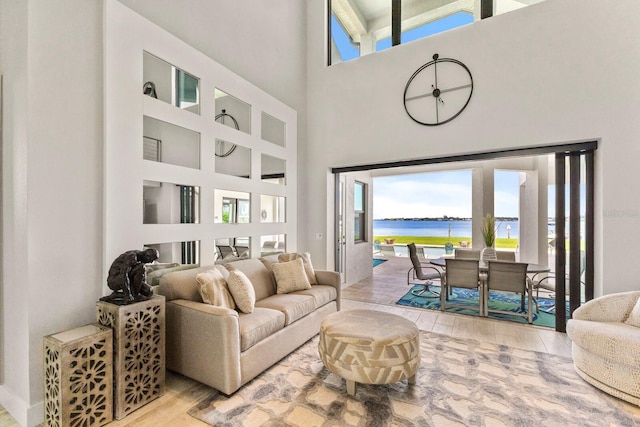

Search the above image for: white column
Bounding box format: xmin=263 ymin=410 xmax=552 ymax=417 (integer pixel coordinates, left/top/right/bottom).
xmin=358 ymin=33 xmax=377 ymax=56
xmin=472 ymin=164 xmax=494 ymax=248
xmin=518 ymin=170 xmax=540 ymax=263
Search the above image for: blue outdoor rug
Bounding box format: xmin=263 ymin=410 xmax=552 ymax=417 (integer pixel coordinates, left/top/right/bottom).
xmin=397 ymin=285 xmax=565 ymax=328
xmin=372 ymin=258 xmax=387 ymax=267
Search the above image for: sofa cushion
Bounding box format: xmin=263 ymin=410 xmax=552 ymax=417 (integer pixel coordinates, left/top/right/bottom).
xmin=272 ymin=258 xmax=311 ymax=294
xmin=624 ymin=296 xmax=640 ymax=328
xmin=291 ymin=285 xmax=337 ymax=309
xmin=196 ymin=269 xmax=236 ymax=310
xmin=225 ymin=258 xmax=276 ymax=301
xmin=147 ymin=263 xmax=199 ymax=286
xmin=255 ymin=294 xmax=316 ymax=326
xmin=278 ymin=252 xmax=318 ymax=285
xmin=238 ymin=308 xmax=285 ymax=352
xmin=156 ymin=264 xmax=218 ymax=302
xmin=227 ymin=270 xmax=256 ymax=314
xmin=146 ymin=262 xmax=180 ymax=272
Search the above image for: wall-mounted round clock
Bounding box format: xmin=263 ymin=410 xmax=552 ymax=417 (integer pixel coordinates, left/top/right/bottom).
xmin=403 ymin=53 xmax=473 ymax=126
xmin=214 ymin=109 xmax=238 ymax=157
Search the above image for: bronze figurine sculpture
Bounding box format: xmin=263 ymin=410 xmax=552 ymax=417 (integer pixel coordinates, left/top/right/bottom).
xmin=101 ymin=248 xmax=159 ymax=305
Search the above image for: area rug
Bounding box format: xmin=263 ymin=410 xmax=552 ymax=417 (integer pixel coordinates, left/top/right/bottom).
xmin=397 ymin=285 xmax=565 ymax=328
xmin=188 ymin=332 xmax=640 ymax=427
xmin=372 ymin=258 xmax=387 ymax=267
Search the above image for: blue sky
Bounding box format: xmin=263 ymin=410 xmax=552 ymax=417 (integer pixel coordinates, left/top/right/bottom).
xmin=373 ymin=170 xmax=521 ymax=219
xmin=331 ymin=12 xmax=473 ymax=62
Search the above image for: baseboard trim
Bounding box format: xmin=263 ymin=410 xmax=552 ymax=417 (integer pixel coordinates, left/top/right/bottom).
xmin=0 ymin=385 xmax=43 ymax=427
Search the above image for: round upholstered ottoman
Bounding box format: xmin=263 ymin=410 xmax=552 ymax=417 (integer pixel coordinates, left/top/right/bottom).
xmin=318 ymin=309 xmax=420 ymax=396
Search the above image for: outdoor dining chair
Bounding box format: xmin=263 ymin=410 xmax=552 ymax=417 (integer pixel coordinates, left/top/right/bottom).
xmin=406 ymin=243 xmax=442 ymax=297
xmin=454 ymin=248 xmax=481 ymax=260
xmin=496 ymin=250 xmax=516 ymax=261
xmin=216 ymin=245 xmax=236 ymax=259
xmin=441 ymin=258 xmax=483 ymax=314
xmin=530 ymin=251 xmax=586 ymax=313
xmin=485 ymin=261 xmax=532 ymax=323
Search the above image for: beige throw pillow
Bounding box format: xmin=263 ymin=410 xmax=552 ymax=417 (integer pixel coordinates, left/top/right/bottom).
xmin=196 ymin=269 xmax=236 ymax=310
xmin=272 ymin=258 xmax=312 ymax=294
xmin=278 ymin=252 xmax=317 ymax=285
xmin=625 ymin=296 xmax=640 ymax=328
xmin=227 ymin=270 xmax=256 ymax=313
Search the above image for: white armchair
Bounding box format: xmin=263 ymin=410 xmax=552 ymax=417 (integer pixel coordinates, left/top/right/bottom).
xmin=566 ymin=291 xmax=640 ymax=406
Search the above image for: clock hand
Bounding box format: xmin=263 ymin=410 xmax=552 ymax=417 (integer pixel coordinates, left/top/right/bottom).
xmin=439 ymin=83 xmax=472 ymax=95
xmin=406 ymin=83 xmax=471 ymax=102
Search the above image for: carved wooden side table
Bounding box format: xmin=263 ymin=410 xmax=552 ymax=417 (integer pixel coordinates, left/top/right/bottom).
xmin=44 ymin=324 xmax=113 ymax=427
xmin=96 ymin=295 xmax=165 ymax=420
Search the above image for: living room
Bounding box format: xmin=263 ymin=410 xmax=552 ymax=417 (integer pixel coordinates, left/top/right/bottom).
xmin=1 ymin=0 xmax=640 ymax=425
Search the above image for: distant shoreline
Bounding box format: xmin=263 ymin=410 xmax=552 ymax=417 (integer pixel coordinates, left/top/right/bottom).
xmin=374 ymin=217 xmax=518 ymax=222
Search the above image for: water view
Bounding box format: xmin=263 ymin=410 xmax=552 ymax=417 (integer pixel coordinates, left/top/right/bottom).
xmin=373 ymin=219 xmax=520 ymax=239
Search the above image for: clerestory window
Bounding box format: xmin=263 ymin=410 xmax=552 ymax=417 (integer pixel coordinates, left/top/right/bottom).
xmin=328 ymin=0 xmax=548 ymax=66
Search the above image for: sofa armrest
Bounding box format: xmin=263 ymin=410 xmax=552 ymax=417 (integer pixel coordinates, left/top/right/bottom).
xmin=315 ymin=270 xmax=341 ymax=310
xmin=572 ymin=291 xmax=640 ymax=323
xmin=165 ymin=299 xmax=242 ymax=394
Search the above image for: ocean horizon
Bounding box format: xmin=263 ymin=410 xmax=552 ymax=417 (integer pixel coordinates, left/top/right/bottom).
xmin=373 ymin=219 xmax=521 ymax=239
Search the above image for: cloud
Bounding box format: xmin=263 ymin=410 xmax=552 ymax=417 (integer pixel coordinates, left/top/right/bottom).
xmin=373 ymin=175 xmax=472 ymax=218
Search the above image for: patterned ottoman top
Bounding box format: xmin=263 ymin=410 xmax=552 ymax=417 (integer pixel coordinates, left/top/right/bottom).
xmin=320 ymin=309 xmax=419 ymax=347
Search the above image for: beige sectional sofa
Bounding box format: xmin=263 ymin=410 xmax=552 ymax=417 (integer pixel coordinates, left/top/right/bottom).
xmin=155 ymin=254 xmax=340 ymax=395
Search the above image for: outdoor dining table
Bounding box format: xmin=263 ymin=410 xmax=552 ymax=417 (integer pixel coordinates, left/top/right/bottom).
xmin=429 ymin=258 xmax=551 ymax=313
xmin=429 ymin=258 xmax=550 ymax=274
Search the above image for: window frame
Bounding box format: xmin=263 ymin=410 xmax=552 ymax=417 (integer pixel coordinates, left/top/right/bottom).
xmin=354 ymin=181 xmax=367 ymax=243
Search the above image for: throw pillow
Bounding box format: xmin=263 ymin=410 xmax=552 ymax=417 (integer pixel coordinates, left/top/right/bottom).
xmin=272 ymin=258 xmax=312 ymax=294
xmin=278 ymin=252 xmax=318 ymax=285
xmin=226 ymin=270 xmax=256 ymax=313
xmin=625 ymin=296 xmax=640 ymax=328
xmin=196 ymin=269 xmax=236 ymax=310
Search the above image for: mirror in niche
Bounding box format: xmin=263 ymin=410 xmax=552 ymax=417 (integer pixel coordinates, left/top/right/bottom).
xmin=261 ymin=154 xmax=286 ymax=185
xmin=215 ymin=144 xmax=251 ymax=178
xmin=143 ymin=51 xmax=200 ymax=113
xmin=144 ymin=181 xmax=200 ymax=224
xmin=215 ymin=237 xmax=251 ymax=263
xmin=214 ymin=190 xmax=250 ymax=224
xmin=145 ymin=241 xmax=200 ymax=265
xmin=260 ymin=195 xmax=285 ymax=223
xmin=261 ymin=112 xmax=286 ymax=147
xmin=260 ymin=235 xmax=286 ymax=256
xmin=214 ymin=88 xmax=251 ymax=135
xmin=143 ymin=116 xmax=200 ymax=169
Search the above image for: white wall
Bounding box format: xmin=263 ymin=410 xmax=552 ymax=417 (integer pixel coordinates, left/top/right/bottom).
xmin=0 ymin=1 xmax=104 ymax=425
xmin=307 ymin=0 xmax=640 ymax=297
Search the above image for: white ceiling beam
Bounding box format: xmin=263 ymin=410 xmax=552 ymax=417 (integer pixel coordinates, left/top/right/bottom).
xmin=332 ymin=0 xmax=368 ymax=42
xmin=371 ymin=0 xmax=475 ymax=41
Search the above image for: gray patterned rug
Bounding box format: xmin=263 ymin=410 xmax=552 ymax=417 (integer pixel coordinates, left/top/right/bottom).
xmin=188 ymin=331 xmax=640 ymax=426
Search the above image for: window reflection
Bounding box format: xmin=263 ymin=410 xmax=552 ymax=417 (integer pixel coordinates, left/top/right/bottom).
xmin=145 ymin=241 xmax=200 ymax=265
xmin=143 ymin=181 xmax=200 ymax=224
xmin=260 ymin=195 xmax=285 ymax=223
xmin=143 ymin=51 xmax=200 ymax=113
xmin=261 ymin=154 xmax=285 ymax=185
xmin=260 ymin=235 xmax=286 ymax=256
xmin=214 ymin=190 xmax=250 ymax=223
xmin=215 ymin=237 xmax=251 ymax=262
xmin=143 ymin=116 xmax=200 ymax=169
xmin=214 ymin=88 xmax=251 ymax=134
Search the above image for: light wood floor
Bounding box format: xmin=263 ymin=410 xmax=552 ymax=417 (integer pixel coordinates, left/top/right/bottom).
xmin=0 ymin=256 xmax=572 ymax=426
